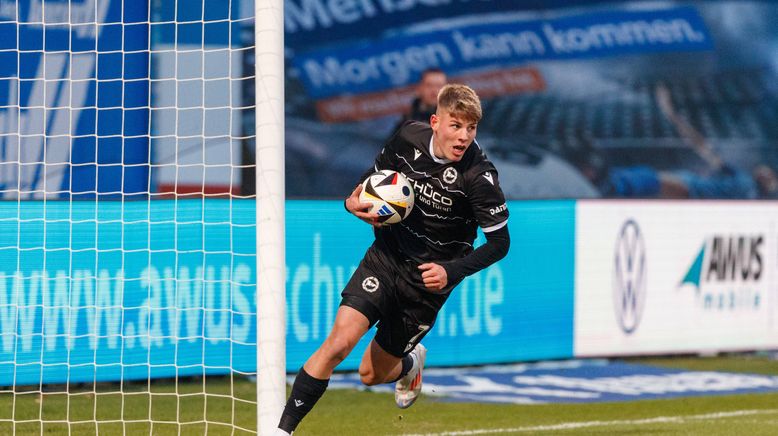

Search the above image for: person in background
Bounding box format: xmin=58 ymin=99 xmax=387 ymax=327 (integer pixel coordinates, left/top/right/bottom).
xmin=393 ymin=68 xmax=447 ymax=129
xmin=752 ymin=163 xmax=778 ymax=199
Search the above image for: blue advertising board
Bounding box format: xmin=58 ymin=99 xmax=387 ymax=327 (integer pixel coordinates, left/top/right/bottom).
xmin=0 ymin=199 xmax=256 ymax=386
xmin=294 ymin=7 xmax=712 ymax=98
xmin=0 ymin=199 xmax=574 ymax=385
xmin=285 ymin=200 xmax=576 ymax=368
xmin=0 ymin=0 xmax=150 ymax=199
xmin=283 ymin=0 xmax=616 ymax=47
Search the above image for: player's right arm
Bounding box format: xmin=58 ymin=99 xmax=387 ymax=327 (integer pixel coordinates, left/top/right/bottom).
xmin=344 ymin=183 xmax=381 ymax=227
xmin=344 ymin=123 xmax=412 ymax=226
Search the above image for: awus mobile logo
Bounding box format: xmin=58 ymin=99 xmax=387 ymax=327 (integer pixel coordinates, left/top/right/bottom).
xmin=679 ymin=235 xmax=763 ymax=310
xmin=612 ymin=219 xmax=646 ymax=335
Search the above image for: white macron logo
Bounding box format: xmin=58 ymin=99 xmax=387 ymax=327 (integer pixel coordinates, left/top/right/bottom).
xmin=294 ymin=399 xmax=304 ymax=407
xmin=362 ymin=276 xmax=379 ymax=293
xmin=483 ymin=172 xmax=494 ymax=185
xmin=414 ymin=149 xmax=422 ymax=160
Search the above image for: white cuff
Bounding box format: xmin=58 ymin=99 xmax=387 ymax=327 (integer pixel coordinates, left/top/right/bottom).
xmin=481 ymin=219 xmax=508 ymax=233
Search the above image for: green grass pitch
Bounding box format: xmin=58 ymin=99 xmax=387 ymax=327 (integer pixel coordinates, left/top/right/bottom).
xmin=2 ymin=354 xmax=778 ymax=435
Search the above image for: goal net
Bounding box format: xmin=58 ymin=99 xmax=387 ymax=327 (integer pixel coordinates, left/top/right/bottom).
xmin=0 ymin=0 xmax=284 ymax=434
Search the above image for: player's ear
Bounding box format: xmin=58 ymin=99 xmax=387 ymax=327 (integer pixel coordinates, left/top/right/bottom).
xmin=430 ymin=113 xmax=439 ymax=129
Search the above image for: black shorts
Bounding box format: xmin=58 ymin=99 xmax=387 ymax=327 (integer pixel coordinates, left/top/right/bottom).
xmin=340 ymin=245 xmax=448 ymax=357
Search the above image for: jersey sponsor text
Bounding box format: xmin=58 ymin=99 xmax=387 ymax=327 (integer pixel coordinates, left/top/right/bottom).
xmin=411 ymin=179 xmax=453 ymax=212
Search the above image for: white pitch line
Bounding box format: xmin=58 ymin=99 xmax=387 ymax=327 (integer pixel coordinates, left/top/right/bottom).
xmin=403 ymin=409 xmax=778 ymax=436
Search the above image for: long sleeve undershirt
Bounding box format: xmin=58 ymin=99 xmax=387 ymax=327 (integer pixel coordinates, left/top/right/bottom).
xmin=442 ymin=225 xmax=510 ymax=285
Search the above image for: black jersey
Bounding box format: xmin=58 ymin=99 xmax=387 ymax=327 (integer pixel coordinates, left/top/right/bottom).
xmin=364 ymin=121 xmax=509 ymax=290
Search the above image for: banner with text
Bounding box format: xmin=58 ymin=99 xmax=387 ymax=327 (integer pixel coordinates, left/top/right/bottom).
xmin=295 ymin=7 xmax=711 ymax=99
xmin=0 ymin=199 xmax=575 ymax=385
xmin=284 ymin=0 xmax=614 ymax=47
xmin=574 ymin=201 xmax=778 ymax=356
xmin=285 ymin=200 xmax=576 ymax=368
xmin=282 ymin=1 xmax=778 ymax=200
xmin=0 ymin=199 xmax=256 ymax=386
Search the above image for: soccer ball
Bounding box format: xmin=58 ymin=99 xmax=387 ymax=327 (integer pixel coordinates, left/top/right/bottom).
xmin=359 ymin=169 xmax=415 ymax=225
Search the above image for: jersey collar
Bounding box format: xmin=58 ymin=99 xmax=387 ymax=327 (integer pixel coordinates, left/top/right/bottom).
xmin=429 ymin=135 xmax=452 ymax=164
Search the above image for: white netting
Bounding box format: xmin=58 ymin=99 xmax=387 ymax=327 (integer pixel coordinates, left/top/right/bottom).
xmin=0 ymin=0 xmax=275 ymax=433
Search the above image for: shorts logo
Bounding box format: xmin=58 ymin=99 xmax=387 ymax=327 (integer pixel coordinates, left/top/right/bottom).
xmin=362 ymin=276 xmax=379 ymax=293
xmin=443 ymin=167 xmax=458 ymax=184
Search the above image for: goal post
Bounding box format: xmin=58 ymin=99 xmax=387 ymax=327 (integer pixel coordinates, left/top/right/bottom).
xmin=255 ymin=0 xmax=287 ymax=435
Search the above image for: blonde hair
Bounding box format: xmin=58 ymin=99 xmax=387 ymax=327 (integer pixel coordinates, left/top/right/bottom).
xmin=437 ymin=84 xmax=482 ymax=122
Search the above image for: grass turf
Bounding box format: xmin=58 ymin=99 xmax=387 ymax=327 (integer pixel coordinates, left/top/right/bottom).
xmin=1 ymin=353 xmax=777 ymax=435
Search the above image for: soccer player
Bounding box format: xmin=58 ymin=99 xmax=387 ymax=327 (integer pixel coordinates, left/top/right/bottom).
xmin=276 ymin=84 xmax=510 ymax=435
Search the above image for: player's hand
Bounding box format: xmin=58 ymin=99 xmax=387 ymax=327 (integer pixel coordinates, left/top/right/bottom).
xmin=345 ymin=184 xmax=380 ymax=227
xmin=418 ymin=262 xmax=448 ymax=292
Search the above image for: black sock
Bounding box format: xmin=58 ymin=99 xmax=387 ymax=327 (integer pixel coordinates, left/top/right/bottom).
xmin=278 ymin=367 xmax=329 ymax=433
xmin=391 ymin=355 xmax=414 ymax=382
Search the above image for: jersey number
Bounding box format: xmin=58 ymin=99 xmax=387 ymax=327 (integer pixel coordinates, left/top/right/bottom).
xmin=404 ymin=324 xmax=430 ymax=353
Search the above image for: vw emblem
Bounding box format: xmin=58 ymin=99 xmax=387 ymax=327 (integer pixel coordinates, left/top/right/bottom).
xmin=612 ymin=219 xmax=647 ymax=335
xmin=362 ymin=276 xmax=379 ymax=293
xmin=443 ymin=167 xmax=458 ymax=184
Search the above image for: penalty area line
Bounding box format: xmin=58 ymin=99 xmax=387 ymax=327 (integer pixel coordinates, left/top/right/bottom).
xmin=403 ymin=409 xmax=778 ymax=435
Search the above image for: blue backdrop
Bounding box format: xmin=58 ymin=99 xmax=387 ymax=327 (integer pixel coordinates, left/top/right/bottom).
xmin=0 ymin=199 xmax=574 ymax=385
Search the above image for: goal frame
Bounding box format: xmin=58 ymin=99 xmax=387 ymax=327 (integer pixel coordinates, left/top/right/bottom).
xmin=255 ymin=1 xmax=286 ymax=435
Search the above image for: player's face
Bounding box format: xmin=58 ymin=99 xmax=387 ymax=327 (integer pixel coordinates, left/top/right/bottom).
xmin=430 ymin=110 xmax=477 ymax=162
xmin=418 ymin=72 xmax=447 ymax=107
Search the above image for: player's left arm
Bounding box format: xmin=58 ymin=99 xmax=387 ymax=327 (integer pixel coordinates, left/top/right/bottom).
xmin=419 ymin=169 xmax=510 ymax=291
xmin=419 ymin=226 xmax=509 ymax=291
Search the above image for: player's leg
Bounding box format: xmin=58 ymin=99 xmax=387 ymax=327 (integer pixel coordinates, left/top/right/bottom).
xmin=393 ymin=342 xmax=427 ymax=409
xmin=277 ymin=249 xmax=387 ymax=435
xmin=356 ymin=332 xmax=428 ymax=406
xmin=305 ymin=305 xmax=371 ymax=378
xmin=388 ymin=283 xmax=444 ymax=409
xmin=276 ymin=305 xmax=370 ymax=435
xmin=357 ymin=335 xmax=427 ymax=410
xmin=358 ymin=338 xmax=404 ymax=385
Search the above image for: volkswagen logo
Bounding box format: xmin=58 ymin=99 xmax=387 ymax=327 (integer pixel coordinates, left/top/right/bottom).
xmin=612 ymin=219 xmax=647 ymax=335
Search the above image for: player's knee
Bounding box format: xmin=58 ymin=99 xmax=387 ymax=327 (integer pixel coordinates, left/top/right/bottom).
xmin=322 ymin=334 xmax=355 ymax=364
xmin=358 ymin=366 xmax=383 ymax=386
